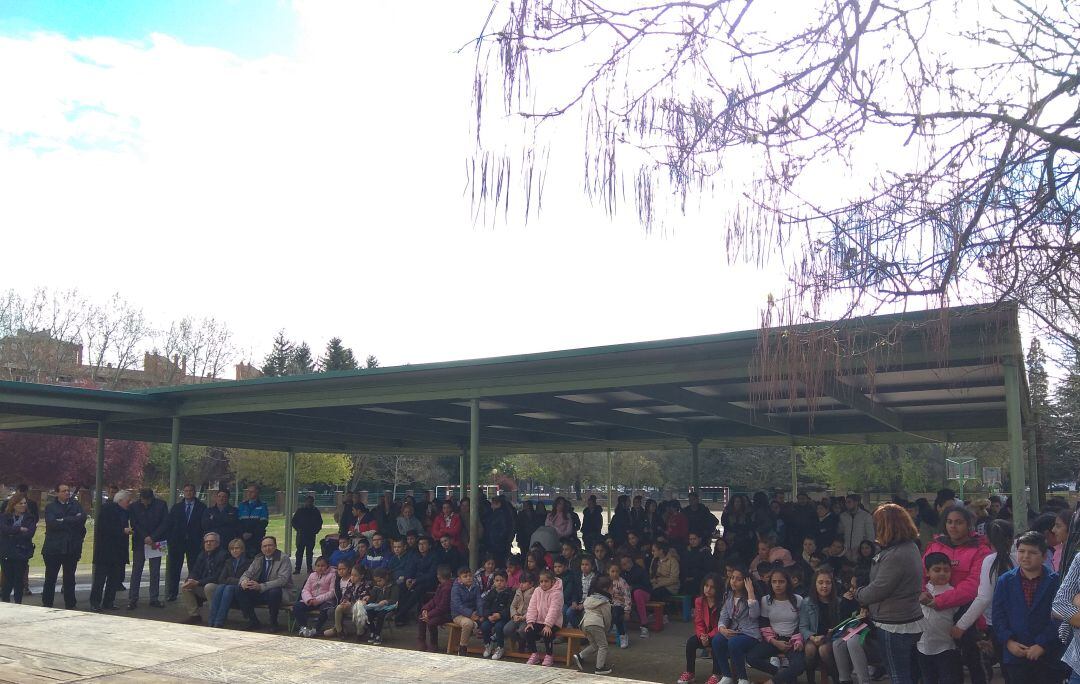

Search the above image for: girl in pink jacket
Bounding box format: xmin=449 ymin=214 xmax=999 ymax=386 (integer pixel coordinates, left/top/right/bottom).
xmin=293 ymin=556 xmax=336 ymax=636
xmin=525 ymin=570 xmax=564 ymax=666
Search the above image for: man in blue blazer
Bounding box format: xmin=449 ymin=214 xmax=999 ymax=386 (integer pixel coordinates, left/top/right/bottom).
xmin=992 ymin=530 xmax=1065 ymax=681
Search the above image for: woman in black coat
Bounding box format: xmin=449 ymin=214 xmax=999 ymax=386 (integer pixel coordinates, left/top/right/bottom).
xmin=0 ymin=494 xmax=37 ymax=603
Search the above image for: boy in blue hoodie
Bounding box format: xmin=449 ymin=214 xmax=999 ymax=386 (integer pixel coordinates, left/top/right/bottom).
xmin=451 ymin=566 xmax=483 ymax=656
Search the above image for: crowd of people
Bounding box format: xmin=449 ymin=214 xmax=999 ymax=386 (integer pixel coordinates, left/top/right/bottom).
xmin=10 ymin=481 xmax=1080 ymax=683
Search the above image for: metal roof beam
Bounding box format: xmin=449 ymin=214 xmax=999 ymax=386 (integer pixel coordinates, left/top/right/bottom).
xmin=818 ymin=377 xmax=905 ymax=431
xmin=502 ymin=394 xmax=693 ymax=438
xmin=388 ymin=403 xmax=612 ymax=442
xmin=634 ymin=386 xmax=791 ymax=436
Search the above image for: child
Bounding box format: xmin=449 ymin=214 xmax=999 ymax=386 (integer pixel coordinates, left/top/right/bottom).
xmin=329 ymin=536 xmax=357 ymax=568
xmin=436 ymin=534 xmax=464 ymax=572
xmin=525 ymin=569 xmax=564 ymax=666
xmin=833 ymin=573 xmax=871 ymax=684
xmin=746 ymin=566 xmax=806 ymax=684
xmin=855 ymin=540 xmax=877 ymax=574
xmin=561 ymin=540 xmax=582 ymax=569
xmin=525 ymin=549 xmax=547 ymax=576
xmin=709 ymin=566 xmax=761 ymax=684
xmin=451 ymin=566 xmax=483 ymax=656
xmin=607 ymin=562 xmax=631 ymax=648
xmin=678 ymin=573 xmax=721 ymax=684
xmin=293 ymin=556 xmax=335 ymax=637
xmin=553 ymin=556 xmax=582 ymax=627
xmin=823 ymin=536 xmax=846 ymax=574
xmin=336 ymin=564 xmax=372 ymax=638
xmin=474 ymin=554 xmax=498 ymax=595
xmin=620 ymin=553 xmax=653 ymax=639
xmin=417 ymin=565 xmax=453 ymax=652
xmin=992 ymin=531 xmax=1063 ymax=681
xmin=570 ymin=556 xmax=598 ymax=626
xmin=503 ymin=571 xmax=536 ymax=653
xmin=480 ymin=570 xmax=514 ymax=659
xmin=593 ymin=541 xmax=612 ymax=572
xmin=505 ymin=555 xmax=523 ymax=589
xmin=650 ymin=541 xmax=681 ymax=601
xmin=364 ymin=567 xmax=399 ymax=644
xmin=574 ymin=575 xmax=614 ymax=675
xmin=917 ymin=552 xmax=962 ymax=684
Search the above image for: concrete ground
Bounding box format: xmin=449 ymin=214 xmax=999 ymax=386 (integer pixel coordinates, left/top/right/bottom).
xmin=14 ymin=567 xmax=1007 ymax=683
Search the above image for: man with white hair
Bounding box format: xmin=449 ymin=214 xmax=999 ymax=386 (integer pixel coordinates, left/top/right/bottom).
xmin=179 ymin=531 xmax=227 ymax=624
xmin=90 ymin=489 xmax=134 ymax=612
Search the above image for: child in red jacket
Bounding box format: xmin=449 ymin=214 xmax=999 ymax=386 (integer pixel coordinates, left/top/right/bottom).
xmin=677 ymin=573 xmax=722 ymax=683
xmin=417 ymin=565 xmax=453 ymax=652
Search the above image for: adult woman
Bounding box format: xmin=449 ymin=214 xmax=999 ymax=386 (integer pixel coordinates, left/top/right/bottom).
xmin=516 ymin=500 xmax=538 ymax=552
xmin=431 ymin=501 xmax=464 ymax=551
xmin=396 ymin=503 xmax=425 ymax=539
xmin=0 ymin=494 xmax=37 ymax=603
xmin=545 ymin=497 xmax=574 ymax=539
xmin=854 ymin=503 xmax=925 ymax=684
xmin=921 ymin=505 xmax=990 ymax=684
xmin=208 ymin=537 xmax=251 ymax=627
xmin=609 ymin=495 xmax=631 ymax=545
xmin=721 ymin=495 xmax=756 ymax=559
xmin=641 ymin=499 xmax=664 ymax=544
xmin=800 ymin=568 xmax=856 ymax=684
xmin=951 ymin=519 xmax=1014 ymax=647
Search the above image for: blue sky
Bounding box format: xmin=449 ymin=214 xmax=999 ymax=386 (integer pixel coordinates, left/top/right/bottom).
xmin=0 ymin=0 xmax=297 ymax=58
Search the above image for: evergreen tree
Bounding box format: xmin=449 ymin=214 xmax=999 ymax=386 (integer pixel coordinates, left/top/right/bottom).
xmin=1051 ymin=351 xmax=1080 ymax=484
xmin=289 ymin=342 xmax=316 ymax=375
xmin=1027 ymin=337 xmax=1050 ymax=499
xmin=261 ymin=330 xmax=293 ymax=377
xmin=365 ymin=354 xmax=380 ymax=369
xmin=319 ymin=337 xmax=358 ymax=372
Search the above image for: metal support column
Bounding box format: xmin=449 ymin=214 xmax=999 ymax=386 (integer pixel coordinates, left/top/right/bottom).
xmin=689 ymin=439 xmax=701 ymax=494
xmin=1028 ymin=429 xmax=1042 ymax=509
xmin=285 ymin=449 xmax=296 ymax=557
xmin=94 ymin=421 xmax=106 ymax=520
xmin=791 ymin=446 xmax=798 ymax=499
xmin=607 ymin=450 xmax=614 ymax=526
xmin=469 ymin=399 xmax=481 ymax=569
xmin=169 ymin=417 xmax=180 ymax=504
xmin=459 ymin=447 xmax=466 ymax=501
xmin=1004 ymin=361 xmax=1027 ymax=531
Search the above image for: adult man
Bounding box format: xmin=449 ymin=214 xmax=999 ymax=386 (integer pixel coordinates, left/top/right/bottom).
xmin=629 ymin=495 xmax=646 ymax=535
xmin=237 ymin=485 xmax=269 ymax=557
xmin=992 ymin=530 xmax=1064 ymax=681
xmin=236 ymin=536 xmax=295 ymax=631
xmin=128 ymin=487 xmax=169 ymax=609
xmin=683 ymin=492 xmax=720 ymax=540
xmin=202 ymin=489 xmax=239 ymax=548
xmin=482 ymin=496 xmax=514 ymax=567
xmin=41 ymin=483 xmax=86 ymax=609
xmin=179 ymin=532 xmax=227 ymax=624
xmin=90 ymin=490 xmax=133 ymax=611
xmin=388 ymin=538 xmax=419 ymax=625
xmin=581 ymin=494 xmax=603 ymax=551
xmin=839 ymin=493 xmax=875 ymax=560
xmin=166 ymin=484 xmax=206 ymax=601
xmin=406 ymin=536 xmax=439 ymax=617
xmin=291 ymin=495 xmax=323 ymax=575
xmin=680 ymin=531 xmax=712 ymax=594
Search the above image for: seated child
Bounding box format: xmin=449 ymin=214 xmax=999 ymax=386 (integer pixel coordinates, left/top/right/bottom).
xmin=607 ymin=562 xmax=631 ymax=648
xmin=451 ymin=565 xmax=483 ymax=656
xmin=503 ymin=571 xmax=536 ymax=652
xmin=480 ymin=570 xmax=514 ymax=659
xmin=328 ymin=564 xmax=371 ymax=638
xmin=525 ymin=569 xmax=564 ymax=667
xmin=417 ymin=565 xmax=453 ymax=652
xmin=364 ymin=568 xmax=400 ymax=644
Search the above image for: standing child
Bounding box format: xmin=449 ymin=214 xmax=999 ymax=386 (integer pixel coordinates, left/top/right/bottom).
xmin=574 ymin=575 xmax=614 ymax=675
xmin=364 ymin=567 xmax=399 ymax=644
xmin=451 ymin=566 xmax=483 ymax=656
xmin=525 ymin=569 xmax=564 ymax=666
xmin=417 ymin=565 xmax=453 ymax=652
xmin=917 ymin=552 xmax=962 ymax=684
xmin=503 ymin=572 xmax=536 ymax=655
xmin=709 ymin=566 xmax=761 ymax=684
xmin=480 ymin=570 xmax=514 ymax=659
xmin=607 ymin=562 xmax=631 ymax=648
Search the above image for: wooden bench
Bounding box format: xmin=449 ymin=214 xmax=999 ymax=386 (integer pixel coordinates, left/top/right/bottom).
xmin=665 ymin=594 xmax=693 ymax=622
xmin=443 ymin=622 xmax=597 ymax=666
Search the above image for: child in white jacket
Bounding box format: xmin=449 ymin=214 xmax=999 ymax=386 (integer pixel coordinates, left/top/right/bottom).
xmin=573 ymin=576 xmax=614 ymax=675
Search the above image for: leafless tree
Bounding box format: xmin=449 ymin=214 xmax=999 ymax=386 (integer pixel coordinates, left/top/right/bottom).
xmin=0 ymin=287 xmax=86 ymax=382
xmin=158 ymin=316 xmax=235 ymax=383
xmin=470 ymin=0 xmax=1080 ymax=354
xmin=83 ymin=294 xmax=151 ymax=389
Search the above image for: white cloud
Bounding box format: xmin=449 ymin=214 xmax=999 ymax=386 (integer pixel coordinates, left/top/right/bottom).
xmin=0 ymin=3 xmax=780 ymax=369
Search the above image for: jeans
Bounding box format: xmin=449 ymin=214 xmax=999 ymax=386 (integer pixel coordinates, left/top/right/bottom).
xmin=878 ymin=628 xmax=921 ymax=684
xmin=0 ymin=558 xmax=29 ymax=603
xmin=367 ymin=603 xmax=397 ymax=637
xmin=209 ymin=584 xmax=237 ymax=626
xmin=918 ymin=649 xmax=963 ymax=684
xmin=711 ymin=633 xmax=757 ymax=679
xmin=612 ymin=605 xmax=625 ymax=636
xmin=480 ymin=617 xmax=509 ymax=646
xmin=1069 ymin=671 xmax=1080 ymax=684
xmin=128 ymin=550 xmax=161 ymax=604
xmin=292 ymin=599 xmax=331 ymax=630
xmin=746 ymin=640 xmax=807 ymax=684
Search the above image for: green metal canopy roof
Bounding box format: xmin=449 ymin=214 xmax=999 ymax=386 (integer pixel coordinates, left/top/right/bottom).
xmin=0 ymin=303 xmax=1029 ymax=454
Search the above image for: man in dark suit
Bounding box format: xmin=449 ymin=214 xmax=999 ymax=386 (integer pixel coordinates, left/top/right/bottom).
xmin=128 ymin=488 xmax=169 ymax=609
xmin=90 ymin=489 xmax=133 ymax=611
xmin=166 ymin=484 xmax=206 ymax=601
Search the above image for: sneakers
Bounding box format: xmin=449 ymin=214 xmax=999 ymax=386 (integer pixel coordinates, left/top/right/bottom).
xmin=541 ymin=654 xmax=554 ymax=667
xmin=719 ymin=678 xmax=735 ymax=684
xmin=736 ymin=680 xmax=750 ymax=684
xmin=619 ymin=634 xmax=629 ymax=649
xmin=483 ymin=643 xmax=494 ymax=659
xmin=663 ymin=614 xmax=670 ymax=625
xmin=573 ymin=653 xmax=584 ymax=671
xmin=704 ymin=676 xmax=720 ymax=684
xmin=639 ymin=626 xmax=649 ymax=638
xmin=595 ymin=665 xmax=613 ymax=675
xmin=491 ymin=646 xmax=504 ymax=661
xmin=770 ymin=657 xmax=781 ymax=669
xmin=677 ymin=673 xmax=695 ymax=684
xmin=372 ymin=635 xmax=383 ymax=645
xmin=526 ymin=653 xmax=541 ymax=665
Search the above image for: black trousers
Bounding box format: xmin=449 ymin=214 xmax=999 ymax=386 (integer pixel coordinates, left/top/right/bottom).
xmin=89 ymin=560 xmax=125 ymax=609
xmin=918 ymin=649 xmax=963 ymax=684
xmin=295 ymin=537 xmax=315 ymax=572
xmin=237 ymin=587 xmax=283 ymax=625
xmin=42 ymin=554 xmax=79 ymax=608
xmin=166 ymin=542 xmax=199 ymax=598
xmin=0 ymin=558 xmax=29 ymax=603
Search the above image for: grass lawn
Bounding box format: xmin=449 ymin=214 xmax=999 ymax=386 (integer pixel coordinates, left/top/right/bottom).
xmin=28 ymin=513 xmax=292 ymax=570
